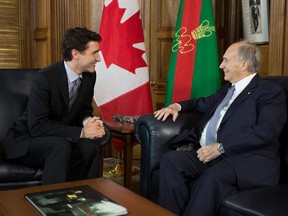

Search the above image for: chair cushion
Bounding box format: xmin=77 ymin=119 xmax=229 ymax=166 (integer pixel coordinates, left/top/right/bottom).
xmin=0 ymin=159 xmax=42 ymax=182
xmin=220 ymin=185 xmax=288 ymax=216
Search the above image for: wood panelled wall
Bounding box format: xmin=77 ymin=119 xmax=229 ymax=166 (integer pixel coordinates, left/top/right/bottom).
xmin=145 ymin=0 xmax=181 ymax=110
xmin=0 ymin=1 xmax=20 ymax=67
xmin=146 ymin=0 xmax=288 ymax=109
xmin=269 ymin=0 xmax=288 ymax=75
xmin=32 ymin=0 xmax=100 ymax=68
xmin=0 ymin=0 xmax=102 ymax=68
xmin=0 ymin=0 xmax=287 ymax=110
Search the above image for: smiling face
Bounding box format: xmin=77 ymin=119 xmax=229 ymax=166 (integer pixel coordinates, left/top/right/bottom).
xmin=219 ymin=42 xmax=251 ymax=84
xmin=69 ymin=41 xmax=101 ymax=75
xmin=76 ymin=41 xmax=101 ymax=73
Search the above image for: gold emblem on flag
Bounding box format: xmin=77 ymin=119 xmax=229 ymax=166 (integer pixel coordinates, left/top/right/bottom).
xmin=191 ymin=20 xmax=215 ymax=40
xmin=172 ymin=20 xmax=216 ymax=54
xmin=172 ymin=27 xmax=194 ymax=54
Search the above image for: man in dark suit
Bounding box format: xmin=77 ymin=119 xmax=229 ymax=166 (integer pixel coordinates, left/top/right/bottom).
xmin=251 ymin=0 xmax=260 ymax=33
xmin=154 ymin=41 xmax=287 ymax=215
xmin=3 ymin=27 xmax=107 ymax=185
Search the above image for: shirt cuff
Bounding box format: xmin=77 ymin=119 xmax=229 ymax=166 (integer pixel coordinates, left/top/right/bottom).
xmin=82 ymin=116 xmax=92 ymax=127
xmin=175 ymin=103 xmax=181 ymax=111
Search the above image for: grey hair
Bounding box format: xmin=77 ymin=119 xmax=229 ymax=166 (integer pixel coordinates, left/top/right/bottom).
xmin=236 ymin=41 xmax=260 ymax=73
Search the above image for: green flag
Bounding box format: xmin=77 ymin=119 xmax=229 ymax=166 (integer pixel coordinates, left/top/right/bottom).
xmin=165 ymin=0 xmax=221 ymax=106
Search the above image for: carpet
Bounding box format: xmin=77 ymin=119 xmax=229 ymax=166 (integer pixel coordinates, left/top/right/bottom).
xmin=103 ymin=157 xmax=140 ymax=194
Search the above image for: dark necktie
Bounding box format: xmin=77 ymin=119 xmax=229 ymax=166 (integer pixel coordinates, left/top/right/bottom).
xmin=69 ymin=78 xmax=81 ymax=111
xmin=205 ymin=85 xmax=235 ymax=145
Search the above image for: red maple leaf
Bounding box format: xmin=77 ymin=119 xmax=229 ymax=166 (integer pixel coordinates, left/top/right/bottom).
xmin=99 ymin=1 xmax=147 ymax=74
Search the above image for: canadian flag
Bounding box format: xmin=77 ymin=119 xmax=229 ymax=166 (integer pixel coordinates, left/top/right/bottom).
xmin=94 ymin=0 xmax=153 ymax=122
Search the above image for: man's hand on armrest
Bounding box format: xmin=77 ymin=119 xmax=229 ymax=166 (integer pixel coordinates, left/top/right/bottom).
xmin=154 ymin=103 xmax=181 ymax=122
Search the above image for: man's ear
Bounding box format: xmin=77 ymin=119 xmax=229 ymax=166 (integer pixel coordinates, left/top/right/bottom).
xmin=71 ymin=49 xmax=79 ymax=60
xmin=241 ymin=60 xmax=249 ymax=71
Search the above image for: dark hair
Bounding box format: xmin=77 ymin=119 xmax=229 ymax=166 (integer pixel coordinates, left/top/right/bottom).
xmin=61 ymin=27 xmax=102 ymax=61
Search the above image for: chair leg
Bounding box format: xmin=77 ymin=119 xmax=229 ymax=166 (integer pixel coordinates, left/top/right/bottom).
xmin=109 ymin=151 xmax=124 ymax=175
xmin=98 ymin=145 xmax=106 ymax=177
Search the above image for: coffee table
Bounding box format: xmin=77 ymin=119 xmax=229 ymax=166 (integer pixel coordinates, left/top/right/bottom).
xmin=0 ymin=177 xmax=175 ymax=216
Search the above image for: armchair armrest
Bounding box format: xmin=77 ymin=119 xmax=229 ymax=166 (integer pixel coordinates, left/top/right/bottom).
xmin=134 ymin=111 xmax=203 ymax=200
xmin=99 ymin=123 xmax=111 ymax=146
xmin=135 ymin=112 xmax=202 ymax=169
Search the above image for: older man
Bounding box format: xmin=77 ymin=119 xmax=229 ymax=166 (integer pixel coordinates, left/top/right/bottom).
xmin=154 ymin=41 xmax=287 ymax=215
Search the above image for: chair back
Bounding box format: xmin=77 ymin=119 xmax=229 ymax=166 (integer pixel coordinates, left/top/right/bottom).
xmin=0 ymin=69 xmax=39 ymax=155
xmin=263 ymin=76 xmax=288 ymax=183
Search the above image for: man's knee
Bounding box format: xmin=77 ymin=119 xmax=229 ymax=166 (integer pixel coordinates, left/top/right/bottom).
xmin=160 ymin=151 xmax=176 ymax=169
xmin=160 ymin=151 xmax=190 ymax=175
xmin=77 ymin=139 xmax=99 ymax=157
xmin=162 ymin=151 xmax=178 ymax=162
xmin=198 ymin=166 xmax=233 ymax=186
xmin=45 ymin=137 xmax=71 ymax=156
xmin=161 ymin=151 xmax=197 ymax=168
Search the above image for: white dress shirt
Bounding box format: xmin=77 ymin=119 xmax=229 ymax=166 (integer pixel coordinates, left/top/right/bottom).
xmin=199 ymin=73 xmax=257 ymax=146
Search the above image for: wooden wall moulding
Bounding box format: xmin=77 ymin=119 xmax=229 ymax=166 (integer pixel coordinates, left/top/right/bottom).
xmin=268 ymin=0 xmax=287 ymax=75
xmin=30 ymin=0 xmax=96 ymax=68
xmin=34 ymin=29 xmax=48 ymax=40
xmin=156 ymin=38 xmax=174 ymax=83
xmin=20 ymin=0 xmax=34 ymax=68
xmin=1 ymin=0 xmax=287 ymax=84
xmin=32 ymin=0 xmax=50 ymax=68
xmin=148 ymin=0 xmax=181 ymax=109
xmin=214 ymin=0 xmax=243 ymax=57
xmin=284 ymin=2 xmax=288 ymax=74
xmin=157 ymin=0 xmax=179 ymax=31
xmin=150 ymin=0 xmax=180 ymax=82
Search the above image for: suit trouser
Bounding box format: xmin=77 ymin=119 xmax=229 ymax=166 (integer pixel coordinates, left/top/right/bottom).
xmin=159 ymin=151 xmax=237 ymax=216
xmin=14 ymin=136 xmax=100 ymax=185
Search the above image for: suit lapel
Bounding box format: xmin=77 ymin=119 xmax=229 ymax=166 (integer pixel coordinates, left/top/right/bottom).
xmin=220 ymin=75 xmax=259 ymax=124
xmin=57 ymin=63 xmax=69 ymax=109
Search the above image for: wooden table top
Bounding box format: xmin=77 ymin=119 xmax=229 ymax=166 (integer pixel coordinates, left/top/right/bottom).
xmin=0 ymin=177 xmax=175 ymax=216
xmin=105 ymin=120 xmax=135 ymax=133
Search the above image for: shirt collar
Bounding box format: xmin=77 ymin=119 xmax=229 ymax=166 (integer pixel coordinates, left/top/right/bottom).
xmin=233 ymin=73 xmax=257 ymax=94
xmin=64 ymin=61 xmax=82 ymax=83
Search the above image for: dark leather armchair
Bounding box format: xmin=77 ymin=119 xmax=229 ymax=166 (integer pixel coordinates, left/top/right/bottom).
xmin=0 ymin=69 xmax=111 ymax=190
xmin=135 ymin=76 xmax=288 ymax=216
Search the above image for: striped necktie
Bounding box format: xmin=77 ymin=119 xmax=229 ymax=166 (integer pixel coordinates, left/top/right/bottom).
xmin=69 ymin=78 xmax=81 ymax=111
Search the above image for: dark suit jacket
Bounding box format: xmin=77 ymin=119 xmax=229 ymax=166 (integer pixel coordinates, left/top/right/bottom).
xmin=178 ymin=74 xmax=287 ymax=189
xmin=4 ymin=61 xmax=96 ymax=159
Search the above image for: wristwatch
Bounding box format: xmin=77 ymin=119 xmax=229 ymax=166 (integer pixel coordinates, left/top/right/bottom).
xmin=217 ymin=143 xmax=225 ymax=154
